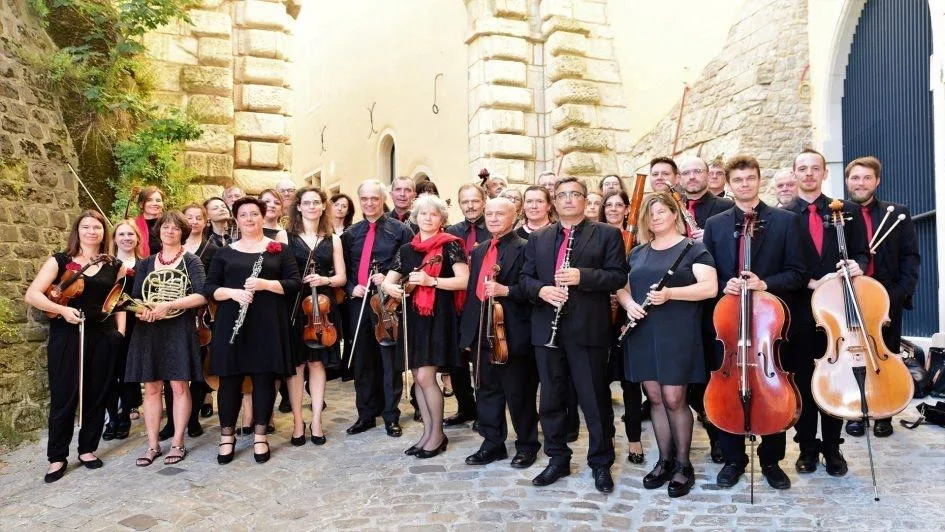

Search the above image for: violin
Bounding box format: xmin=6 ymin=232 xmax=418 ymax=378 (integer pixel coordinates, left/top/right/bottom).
xmin=484 ymin=265 xmax=508 ymax=365
xmin=44 ymin=255 xmax=116 ymax=318
xmin=810 ymin=200 xmax=914 ymax=421
xmin=196 ymin=301 xmax=217 ymax=347
xmin=704 ymin=210 xmax=800 ymax=437
xmin=302 ymin=280 xmax=338 ymax=348
xmin=368 ymin=260 xmax=400 ymax=345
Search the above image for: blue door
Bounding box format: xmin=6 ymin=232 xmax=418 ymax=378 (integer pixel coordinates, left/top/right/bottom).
xmin=841 ymin=0 xmax=938 ymax=336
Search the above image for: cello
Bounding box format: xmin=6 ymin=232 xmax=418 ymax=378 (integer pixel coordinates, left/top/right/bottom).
xmin=810 ymin=199 xmax=914 ymax=501
xmin=704 ymin=209 xmax=800 ymax=502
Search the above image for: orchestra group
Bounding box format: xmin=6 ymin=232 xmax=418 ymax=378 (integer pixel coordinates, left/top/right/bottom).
xmin=24 ymin=148 xmax=920 ymax=500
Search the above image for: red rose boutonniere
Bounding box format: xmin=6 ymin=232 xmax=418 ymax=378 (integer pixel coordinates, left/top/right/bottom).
xmin=266 ymin=241 xmax=283 ymax=254
xmin=126 ymin=267 xmax=136 ymax=278
xmin=65 ymin=261 xmax=82 ymax=272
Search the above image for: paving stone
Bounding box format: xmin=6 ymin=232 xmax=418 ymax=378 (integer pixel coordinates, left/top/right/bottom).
xmin=117 ymin=514 xmax=159 ymax=530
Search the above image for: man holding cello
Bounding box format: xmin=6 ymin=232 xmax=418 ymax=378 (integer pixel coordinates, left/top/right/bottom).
xmin=459 ymin=197 xmax=540 ymax=469
xmin=703 ymin=155 xmax=807 ymax=490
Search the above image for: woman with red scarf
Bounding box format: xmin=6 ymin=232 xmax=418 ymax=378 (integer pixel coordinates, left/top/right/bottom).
xmin=383 ymin=194 xmax=469 ymax=459
xmin=134 ymin=186 xmax=165 ymax=257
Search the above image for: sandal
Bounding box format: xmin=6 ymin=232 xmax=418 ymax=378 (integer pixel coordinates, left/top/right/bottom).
xmin=164 ymin=445 xmax=187 ymax=465
xmin=136 ymin=447 xmax=163 ymax=467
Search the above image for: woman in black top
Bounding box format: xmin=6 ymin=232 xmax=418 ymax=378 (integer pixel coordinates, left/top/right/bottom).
xmin=286 ymin=187 xmax=346 ymax=445
xmin=260 ymin=188 xmax=287 ymax=240
xmin=205 ymin=197 xmax=300 ymax=464
xmin=330 ymin=193 xmax=355 ymax=236
xmin=133 ymin=186 xmax=165 ymax=257
xmin=383 ymin=194 xmax=469 ymax=459
xmin=183 ymin=203 xmax=219 ymax=426
xmin=514 ymin=185 xmax=553 ymax=240
xmin=25 ymin=210 xmax=125 ymax=483
xmin=203 ymin=196 xmax=235 ymax=247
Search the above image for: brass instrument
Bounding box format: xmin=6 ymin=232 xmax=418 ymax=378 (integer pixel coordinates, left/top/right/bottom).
xmin=101 ymin=267 xmax=191 ymax=319
xmin=545 ymin=227 xmax=575 ymax=348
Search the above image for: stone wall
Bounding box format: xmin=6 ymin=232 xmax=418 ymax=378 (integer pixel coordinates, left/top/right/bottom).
xmin=148 ymin=0 xmax=303 ymax=194
xmin=0 ymin=0 xmax=81 ymax=446
xmin=627 ymin=0 xmax=812 ymax=183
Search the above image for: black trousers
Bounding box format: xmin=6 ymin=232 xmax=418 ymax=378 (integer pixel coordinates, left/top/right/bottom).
xmin=217 ymin=373 xmax=276 ymax=429
xmin=105 ymin=334 xmax=141 ymax=424
xmin=47 ymin=325 xmax=117 ymax=463
xmin=449 ymin=353 xmax=477 ymax=416
xmin=535 ymin=338 xmax=615 ymax=469
xmin=474 ymin=347 xmax=540 ymax=454
xmin=718 ymin=431 xmax=786 ymax=465
xmin=347 ymin=299 xmax=402 ymax=423
xmin=619 ymin=380 xmax=643 ymax=442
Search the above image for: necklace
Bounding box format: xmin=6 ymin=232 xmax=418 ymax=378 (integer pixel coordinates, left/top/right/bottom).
xmin=158 ymin=247 xmax=184 ymax=265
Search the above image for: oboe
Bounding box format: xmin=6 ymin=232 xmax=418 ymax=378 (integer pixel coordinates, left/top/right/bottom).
xmin=671 ymin=186 xmax=699 ymax=235
xmin=230 ymin=251 xmax=265 ymax=344
xmin=616 ymin=239 xmax=694 ymax=345
xmin=544 ymin=226 xmax=575 ymax=348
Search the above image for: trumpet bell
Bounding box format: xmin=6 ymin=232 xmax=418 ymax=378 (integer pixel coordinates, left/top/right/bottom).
xmin=101 ymin=284 xmax=150 ymax=315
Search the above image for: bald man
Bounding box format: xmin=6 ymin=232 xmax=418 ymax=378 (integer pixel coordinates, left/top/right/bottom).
xmin=770 ymin=169 xmax=798 ymax=208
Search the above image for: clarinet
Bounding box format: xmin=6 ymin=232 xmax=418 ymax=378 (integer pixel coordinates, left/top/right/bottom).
xmin=616 ymin=239 xmax=694 ymax=346
xmin=544 ymin=227 xmax=575 ymax=348
xmin=229 ymin=251 xmax=265 ymax=344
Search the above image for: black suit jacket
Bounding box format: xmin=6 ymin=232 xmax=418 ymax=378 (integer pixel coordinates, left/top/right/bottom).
xmin=459 ymin=232 xmax=531 ymax=355
xmin=864 ymin=198 xmax=920 ymax=310
xmin=521 ymin=220 xmax=628 ymax=347
xmin=446 ymin=216 xmax=489 ymax=256
xmin=691 ymin=192 xmax=734 ymax=228
xmin=341 ymin=214 xmax=414 ymax=295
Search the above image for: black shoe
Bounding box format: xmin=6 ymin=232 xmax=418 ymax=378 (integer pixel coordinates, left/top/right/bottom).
xmin=465 ymin=447 xmax=508 ymax=466
xmin=667 ymin=463 xmax=695 ymax=498
xmin=642 ymin=458 xmax=676 ymax=489
xmin=102 ymin=422 xmax=117 ymax=441
xmin=217 ymin=436 xmax=235 ymax=465
xmin=77 ymin=456 xmax=103 ymax=469
xmin=290 ymin=429 xmax=306 ymax=446
xmin=253 ymin=439 xmax=271 ymax=463
xmin=443 ymin=412 xmax=475 ymax=427
xmin=158 ymin=424 xmax=174 ymax=441
xmin=823 ymin=447 xmax=848 ymax=477
xmin=416 ymin=436 xmax=448 ymax=459
xmin=761 ymin=463 xmax=791 ymax=489
xmin=710 ymin=441 xmax=724 ymax=464
xmin=346 ymin=418 xmax=376 ymax=435
xmin=795 ymin=449 xmax=819 ymax=473
xmin=845 ymin=419 xmax=865 ymax=437
xmin=873 ymin=419 xmax=893 ymax=438
xmin=44 ymin=460 xmax=67 ymax=483
xmin=510 ymin=451 xmax=537 ymax=469
xmin=592 ymin=467 xmax=614 ymax=493
xmin=383 ymin=420 xmax=402 ymax=437
xmin=412 ymin=409 xmax=421 ymax=422
xmin=716 ymin=461 xmax=746 ymax=488
xmin=566 ymin=431 xmax=579 ymax=443
xmin=200 ymin=404 xmax=213 ymax=418
xmin=628 ymin=451 xmax=645 ymax=464
xmin=532 ymin=463 xmax=570 ymax=486
xmin=188 ymin=422 xmax=204 ymax=438
xmin=266 ymin=424 xmax=275 ymax=435
xmin=404 ymin=444 xmax=420 ymax=456
xmin=113 ymin=421 xmax=130 ymax=440
xmin=278 ymin=398 xmax=291 ymax=414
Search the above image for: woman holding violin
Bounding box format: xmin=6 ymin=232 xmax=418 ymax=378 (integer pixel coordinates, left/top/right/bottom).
xmin=25 ymin=210 xmax=125 ymax=483
xmin=383 ymin=194 xmax=469 ymax=459
xmin=615 ymin=192 xmax=718 ymax=498
xmin=286 ymin=187 xmax=346 ymax=446
xmin=133 ymin=186 xmax=165 ymax=257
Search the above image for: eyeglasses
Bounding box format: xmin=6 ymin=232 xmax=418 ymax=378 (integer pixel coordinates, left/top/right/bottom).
xmin=277 ymin=188 xmax=297 ymax=194
xmin=679 ymin=169 xmax=705 ymax=176
xmin=605 ymin=202 xmax=627 ymax=209
xmin=554 ymin=191 xmax=586 ymax=201
xmin=299 ymin=200 xmax=323 ymax=207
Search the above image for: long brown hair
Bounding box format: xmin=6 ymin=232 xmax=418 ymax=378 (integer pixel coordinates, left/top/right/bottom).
xmin=136 ymin=186 xmax=164 ymax=213
xmin=65 ymin=210 xmax=111 ymax=257
xmin=637 ymin=192 xmax=685 ymax=244
xmin=288 ymin=187 xmax=332 ymax=237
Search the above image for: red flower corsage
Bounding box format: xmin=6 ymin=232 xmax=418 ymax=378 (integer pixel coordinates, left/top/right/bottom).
xmin=266 ymin=241 xmax=283 ymax=254
xmin=125 ymin=268 xmax=135 ymax=278
xmin=65 ymin=261 xmax=82 ymax=272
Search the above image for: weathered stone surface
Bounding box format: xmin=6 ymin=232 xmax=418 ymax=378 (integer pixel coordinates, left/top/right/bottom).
xmin=548 ymin=54 xmax=587 ymax=82
xmin=550 ymin=104 xmax=590 ymax=131
xmin=188 ymin=10 xmax=232 ymax=38
xmin=471 ymin=109 xmax=525 ymax=135
xmin=181 ymin=65 xmax=233 ymax=96
xmin=238 ymin=29 xmax=289 ymax=60
xmin=235 ymin=112 xmax=286 ymax=141
xmin=478 ymin=133 xmax=534 ymax=159
xmin=235 ymin=56 xmax=289 ymax=87
xmin=493 ymin=0 xmax=527 ymax=19
xmin=247 ymin=141 xmax=282 ymax=168
xmin=236 ymin=84 xmax=290 ymax=114
xmin=546 ymin=31 xmax=587 ymax=57
xmin=471 ymin=59 xmax=527 ymax=88
xmin=561 ymin=151 xmax=598 ymax=174
xmin=235 ymin=0 xmax=290 ymax=31
xmin=468 ymin=35 xmax=529 ymax=63
xmin=185 ymin=124 xmax=234 ymax=154
xmin=555 ymin=127 xmax=611 ymax=153
xmin=143 ymin=33 xmax=198 ymax=65
xmin=472 ymin=85 xmax=533 ymax=111
xmin=548 ymin=80 xmax=600 ymax=105
xmin=198 ymin=37 xmax=233 ymax=67
xmin=188 ymin=94 xmax=234 ymax=125
xmin=233 ymin=168 xmax=291 ymax=192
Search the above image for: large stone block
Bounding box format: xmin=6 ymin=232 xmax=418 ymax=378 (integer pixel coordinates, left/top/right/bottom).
xmin=466 ymin=17 xmax=530 ymax=42
xmin=478 ymin=133 xmax=534 ymax=159
xmin=493 ymin=0 xmax=527 ymax=19
xmin=236 ymin=0 xmax=290 ymax=31
xmin=471 ymin=109 xmax=525 ymax=135
xmin=235 ymin=140 xmax=251 ymax=166
xmin=471 ymin=85 xmax=533 ymax=111
xmin=206 ymin=153 xmax=234 ymax=178
xmin=548 ymin=54 xmax=586 ymax=82
xmin=188 ymin=10 xmax=233 ymax=38
xmin=185 ymin=124 xmax=234 ymax=154
xmin=561 ymin=151 xmax=599 ymax=174
xmin=548 ymin=79 xmax=599 ymax=105
xmin=547 ymin=31 xmax=587 ymax=57
xmin=181 ymin=65 xmax=233 ymax=96
xmin=152 ymin=63 xmax=183 ymax=92
xmin=238 ymin=29 xmax=288 ymax=60
xmin=236 ymin=85 xmax=290 ymax=113
xmin=184 ymin=151 xmax=209 ymax=175
xmin=248 ymin=141 xmax=282 ymax=168
xmin=143 ymin=33 xmax=198 ymax=65
xmin=233 ymin=169 xmax=291 ymax=193
xmin=540 ymin=0 xmax=573 ymax=21
xmin=198 ymin=38 xmax=233 ymax=67
xmin=235 ymin=112 xmax=286 ymax=141
xmin=187 ymin=95 xmax=234 ymax=125
xmin=541 ymin=15 xmax=591 ymax=37
xmin=468 ymin=35 xmax=528 ymax=63
xmin=470 ymin=59 xmax=527 ymax=88
xmin=550 ymin=104 xmax=590 ymax=131
xmin=556 ymin=127 xmax=611 ymax=153
xmin=236 ymin=56 xmax=289 ymax=87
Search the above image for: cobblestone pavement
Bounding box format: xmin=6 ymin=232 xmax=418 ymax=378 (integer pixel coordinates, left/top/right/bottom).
xmin=1 ymin=380 xmax=944 ymax=531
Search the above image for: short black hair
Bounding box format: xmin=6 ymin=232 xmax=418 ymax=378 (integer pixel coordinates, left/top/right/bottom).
xmin=649 ymin=156 xmax=678 ymax=174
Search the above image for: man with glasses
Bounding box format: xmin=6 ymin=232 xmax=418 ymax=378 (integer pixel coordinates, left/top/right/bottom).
xmin=276 ymin=179 xmax=298 ymax=208
xmin=707 ymin=158 xmax=728 ymax=198
xmin=521 ymin=177 xmax=628 ymax=493
xmin=678 ymin=157 xmax=734 ymax=241
xmin=770 ymin=168 xmax=798 ymax=208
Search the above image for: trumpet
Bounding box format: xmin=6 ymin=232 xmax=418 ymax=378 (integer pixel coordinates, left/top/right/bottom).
xmin=545 ymin=227 xmax=574 ymax=348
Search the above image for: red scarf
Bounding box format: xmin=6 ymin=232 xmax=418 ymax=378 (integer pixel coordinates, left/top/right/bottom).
xmin=410 ymin=231 xmax=464 ymax=316
xmin=135 ymin=215 xmax=150 ymax=257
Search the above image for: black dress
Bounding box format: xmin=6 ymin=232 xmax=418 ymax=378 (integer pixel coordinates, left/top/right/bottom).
xmin=124 ymin=254 xmax=206 ymax=382
xmin=287 ymin=232 xmax=342 ymax=368
xmin=623 ymin=238 xmax=714 ymax=385
xmin=390 ymin=240 xmax=466 ymax=369
xmin=263 ymin=227 xmax=281 ymax=239
xmin=205 ymin=244 xmax=300 ymax=376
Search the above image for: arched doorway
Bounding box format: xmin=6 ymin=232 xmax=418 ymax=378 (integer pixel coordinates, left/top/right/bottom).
xmin=378 ymin=133 xmax=396 ymax=184
xmin=840 ymin=0 xmax=938 ymax=336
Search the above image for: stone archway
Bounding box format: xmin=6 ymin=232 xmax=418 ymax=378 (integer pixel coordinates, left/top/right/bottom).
xmin=377 ymin=131 xmax=396 ymax=183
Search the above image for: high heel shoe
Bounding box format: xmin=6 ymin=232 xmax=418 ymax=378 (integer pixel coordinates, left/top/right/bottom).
xmin=404 ymin=444 xmax=421 ymax=456
xmin=290 ymin=426 xmax=306 ymax=447
xmin=254 ymin=439 xmax=271 ymax=463
xmin=310 ymin=425 xmax=326 ymax=445
xmin=627 ymin=442 xmax=645 ymax=464
xmin=642 ymin=458 xmax=676 ymax=489
xmin=415 ymin=436 xmax=448 ymax=459
xmin=217 ymin=435 xmax=236 ymax=465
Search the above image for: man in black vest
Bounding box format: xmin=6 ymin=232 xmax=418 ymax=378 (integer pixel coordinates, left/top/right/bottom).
xmin=783 ymin=149 xmax=869 ymax=477
xmin=843 ymin=156 xmax=920 ymax=438
xmin=703 ymin=155 xmax=808 ymax=490
xmin=460 ymin=197 xmax=540 ymax=469
xmin=341 ymin=180 xmax=414 ymax=437
xmin=390 ymin=176 xmax=417 ymax=225
xmin=443 ymin=184 xmax=490 ymax=426
xmin=522 ymin=177 xmax=628 ymax=493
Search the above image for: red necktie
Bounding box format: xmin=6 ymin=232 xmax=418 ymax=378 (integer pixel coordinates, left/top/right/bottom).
xmin=555 ymin=227 xmax=571 ymax=270
xmin=686 ymin=200 xmax=697 ymax=238
xmin=465 ymin=223 xmax=477 ymax=257
xmin=861 ymin=206 xmax=875 ymax=276
xmin=476 ymin=238 xmax=499 ymax=301
xmin=357 ymin=221 xmax=377 ymax=287
xmin=808 ymin=204 xmax=823 ymax=256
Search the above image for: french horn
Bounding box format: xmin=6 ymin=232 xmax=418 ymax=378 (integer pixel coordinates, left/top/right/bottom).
xmin=102 ymin=268 xmax=191 ymax=319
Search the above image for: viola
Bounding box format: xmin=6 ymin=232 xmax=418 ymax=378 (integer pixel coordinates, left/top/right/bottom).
xmin=369 ymin=286 xmax=400 ymax=346
xmin=302 ymin=289 xmax=338 ymax=348
xmin=483 ymin=265 xmax=508 ymax=365
xmin=704 ymin=210 xmax=800 ymax=438
xmin=196 ymin=301 xmax=217 ymax=347
xmin=44 ymin=255 xmax=116 ymax=318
